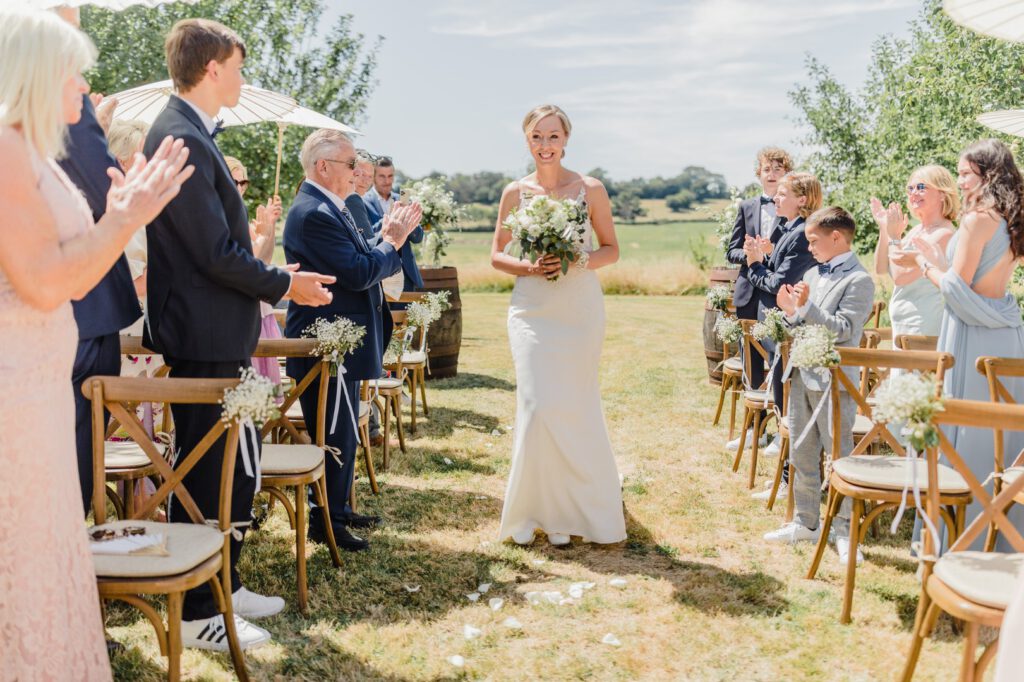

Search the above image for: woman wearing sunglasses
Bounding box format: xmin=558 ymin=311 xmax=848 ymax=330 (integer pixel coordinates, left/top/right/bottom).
xmin=870 ymin=165 xmax=958 ymax=337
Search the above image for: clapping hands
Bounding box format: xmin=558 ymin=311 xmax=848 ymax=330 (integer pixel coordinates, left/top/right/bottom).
xmin=380 ymin=201 xmax=423 ymax=249
xmin=743 ymin=235 xmax=771 ymax=265
xmin=869 ymin=197 xmax=908 ymax=240
xmin=105 ymin=135 xmax=194 ymax=232
xmin=777 ymin=282 xmax=809 ymax=316
xmin=251 ymin=195 xmax=282 ymax=240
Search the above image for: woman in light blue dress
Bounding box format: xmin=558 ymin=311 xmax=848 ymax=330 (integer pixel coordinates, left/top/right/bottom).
xmin=871 ymin=164 xmax=958 ymax=338
xmin=895 ymin=139 xmax=1024 ymax=549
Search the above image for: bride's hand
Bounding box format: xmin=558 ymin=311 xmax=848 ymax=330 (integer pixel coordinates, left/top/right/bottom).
xmin=531 ymin=254 xmax=562 ymax=279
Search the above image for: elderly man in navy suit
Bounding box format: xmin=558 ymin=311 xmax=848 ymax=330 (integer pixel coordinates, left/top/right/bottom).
xmin=364 ymin=156 xmax=424 ymax=295
xmin=284 ymin=129 xmax=421 ymax=551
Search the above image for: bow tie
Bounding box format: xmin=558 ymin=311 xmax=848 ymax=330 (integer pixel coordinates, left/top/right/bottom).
xmin=760 ymin=195 xmax=774 ymax=205
xmin=818 ymin=263 xmax=833 ymax=275
xmin=210 ymin=119 xmax=225 ymax=139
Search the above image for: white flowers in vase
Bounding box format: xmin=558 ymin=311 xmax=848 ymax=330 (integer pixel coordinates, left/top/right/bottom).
xmin=752 ymin=308 xmax=788 ymax=344
xmin=502 ymin=194 xmax=588 ymax=279
xmin=705 ymin=285 xmax=732 ymax=313
xmin=404 ymin=177 xmax=460 ymax=268
xmin=220 ymin=367 xmax=282 ymax=427
xmin=713 ymin=314 xmax=742 ymax=345
xmin=303 ymin=316 xmax=366 ymax=375
xmin=789 ymin=324 xmax=840 ymax=373
xmin=872 ymin=372 xmax=945 ymax=450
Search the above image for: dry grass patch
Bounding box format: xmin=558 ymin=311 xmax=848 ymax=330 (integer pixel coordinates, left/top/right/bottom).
xmin=108 ymin=293 xmax=964 ymax=681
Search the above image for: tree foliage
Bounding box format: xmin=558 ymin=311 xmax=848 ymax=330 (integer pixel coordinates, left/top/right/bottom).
xmin=80 ymin=0 xmax=381 ymax=211
xmin=791 ymin=0 xmax=1024 ymax=252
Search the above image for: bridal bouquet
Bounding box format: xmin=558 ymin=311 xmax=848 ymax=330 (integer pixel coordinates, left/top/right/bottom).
xmin=789 ymin=324 xmax=840 ymax=374
xmin=713 ymin=314 xmax=743 ymax=345
xmin=304 ymin=316 xmax=366 ymax=375
xmin=872 ymin=372 xmax=945 ymax=450
xmin=502 ymin=194 xmax=588 ymax=278
xmin=752 ymin=308 xmax=788 ymax=344
xmin=705 ymin=285 xmax=732 ymax=313
xmin=220 ymin=367 xmax=282 ymax=427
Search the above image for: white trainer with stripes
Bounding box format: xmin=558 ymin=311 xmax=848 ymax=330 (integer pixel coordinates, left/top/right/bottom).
xmin=232 ymin=586 xmax=285 ymax=619
xmin=181 ymin=613 xmax=271 ymax=651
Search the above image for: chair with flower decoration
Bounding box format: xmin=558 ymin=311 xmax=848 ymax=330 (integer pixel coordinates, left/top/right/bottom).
xmin=975 ymin=356 xmax=1024 ymax=552
xmin=712 ymin=334 xmax=745 ymax=439
xmin=731 ymin=319 xmax=777 ymax=489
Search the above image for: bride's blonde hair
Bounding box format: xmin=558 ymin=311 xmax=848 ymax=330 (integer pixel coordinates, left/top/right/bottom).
xmin=0 ymin=10 xmax=96 ymax=158
xmin=522 ymin=104 xmax=572 ymax=137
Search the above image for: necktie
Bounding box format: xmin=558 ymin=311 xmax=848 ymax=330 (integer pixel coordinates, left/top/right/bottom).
xmin=210 ymin=119 xmax=225 ymax=139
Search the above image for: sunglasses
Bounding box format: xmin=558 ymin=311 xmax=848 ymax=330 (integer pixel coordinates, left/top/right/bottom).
xmin=90 ymin=526 xmax=146 ymax=542
xmin=234 ymin=179 xmax=250 ymax=190
xmin=325 ymin=157 xmax=357 ymax=170
xmin=906 ymin=182 xmax=928 ymax=194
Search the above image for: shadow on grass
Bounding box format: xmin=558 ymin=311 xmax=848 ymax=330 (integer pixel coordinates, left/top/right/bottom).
xmin=409 ymin=405 xmax=502 ymax=439
xmin=427 ymin=372 xmax=515 ymax=392
xmin=385 ymin=444 xmax=500 ymax=477
xmin=366 ymin=483 xmax=504 ymax=534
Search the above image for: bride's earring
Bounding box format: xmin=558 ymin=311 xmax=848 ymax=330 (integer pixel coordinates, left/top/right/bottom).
xmin=561 ymin=149 xmax=566 ymax=159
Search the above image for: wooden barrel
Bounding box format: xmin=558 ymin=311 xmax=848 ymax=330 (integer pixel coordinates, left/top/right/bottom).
xmin=419 ymin=266 xmax=463 ymax=379
xmin=703 ymin=266 xmax=739 ymax=385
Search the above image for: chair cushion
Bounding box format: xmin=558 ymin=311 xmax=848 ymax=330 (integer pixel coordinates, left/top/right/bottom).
xmin=831 ymin=455 xmax=970 ymax=494
xmin=105 ymin=440 xmax=164 ymax=469
xmin=401 ymin=350 xmax=427 ymax=365
xmin=780 ymin=416 xmax=790 ymax=434
xmin=723 ymin=356 xmax=743 ymax=373
xmin=933 ymin=551 xmax=1024 ymax=609
xmin=92 ymin=520 xmax=223 ymax=579
xmin=744 ymin=390 xmax=773 ymax=405
xmin=853 ymin=414 xmax=874 ymax=435
xmin=261 ymin=444 xmax=323 ymax=475
xmin=359 ymin=401 xmax=370 ymax=418
xmin=285 ymin=401 xmax=304 ymax=420
xmin=371 ymin=377 xmax=404 ymax=390
xmin=1001 ymin=467 xmax=1024 ymax=487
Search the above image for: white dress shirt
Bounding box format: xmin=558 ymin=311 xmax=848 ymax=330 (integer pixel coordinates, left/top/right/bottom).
xmin=180 ymin=97 xmax=217 ymax=136
xmin=759 ymin=196 xmax=776 ymax=239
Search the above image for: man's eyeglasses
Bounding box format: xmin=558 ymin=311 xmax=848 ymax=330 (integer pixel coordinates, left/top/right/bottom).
xmin=234 ymin=179 xmax=250 ymax=190
xmin=324 ymin=157 xmax=357 ymax=170
xmin=906 ymin=182 xmax=928 ymax=194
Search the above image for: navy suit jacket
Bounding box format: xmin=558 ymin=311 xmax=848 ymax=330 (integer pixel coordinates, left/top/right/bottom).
xmin=284 ymin=182 xmax=402 ymax=381
xmin=746 ymin=217 xmax=816 ymax=313
xmin=143 ymin=95 xmax=291 ymax=362
xmin=59 ymin=95 xmax=141 ymax=339
xmin=726 ymin=196 xmax=780 ymax=309
xmin=363 ymin=187 xmax=424 ymax=290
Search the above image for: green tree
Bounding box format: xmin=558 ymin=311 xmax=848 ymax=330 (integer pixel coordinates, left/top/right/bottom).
xmin=791 ymin=0 xmax=1024 ymax=252
xmin=611 ymin=188 xmax=646 ymax=222
xmin=80 ymin=0 xmax=381 ymax=211
xmin=666 ymin=188 xmax=697 ymax=212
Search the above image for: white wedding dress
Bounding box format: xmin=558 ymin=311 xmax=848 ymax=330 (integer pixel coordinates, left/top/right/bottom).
xmin=498 ymin=185 xmax=627 ymax=544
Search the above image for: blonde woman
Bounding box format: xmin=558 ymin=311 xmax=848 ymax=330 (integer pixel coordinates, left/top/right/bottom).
xmin=490 ymin=104 xmax=626 ymax=546
xmin=871 ymin=165 xmax=958 ymax=337
xmin=0 ymin=9 xmax=191 ymax=678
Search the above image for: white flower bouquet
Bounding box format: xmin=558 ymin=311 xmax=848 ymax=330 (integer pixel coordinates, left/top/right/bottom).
xmin=713 ymin=187 xmax=743 ymax=257
xmin=403 ymin=177 xmax=459 ymax=233
xmin=705 ymin=285 xmax=732 ymax=313
xmin=752 ymin=308 xmax=788 ymax=344
xmin=383 ymin=327 xmax=417 ymax=366
xmin=421 ymin=229 xmax=451 ymax=268
xmin=303 ymin=316 xmax=366 ymax=374
xmin=872 ymin=372 xmax=945 ymax=450
xmin=220 ymin=367 xmax=282 ymax=427
xmin=789 ymin=324 xmax=840 ymax=372
xmin=502 ymin=194 xmax=588 ymax=279
xmin=406 ymin=291 xmax=451 ymax=331
xmin=714 ymin=314 xmax=743 ymax=345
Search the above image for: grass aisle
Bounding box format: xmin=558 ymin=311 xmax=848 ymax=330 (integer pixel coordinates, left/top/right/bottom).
xmin=110 ymin=293 xmax=960 ymax=681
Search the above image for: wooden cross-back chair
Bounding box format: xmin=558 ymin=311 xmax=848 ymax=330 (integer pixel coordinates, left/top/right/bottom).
xmin=869 ymin=300 xmax=886 ymax=329
xmin=251 ymin=339 xmax=344 ymax=612
xmin=375 ymin=309 xmax=411 ymax=470
xmin=87 ymin=376 xmax=249 ymax=682
xmin=900 ymin=399 xmax=1024 ymax=682
xmin=731 ymin=319 xmax=776 ymax=490
xmin=805 ymin=347 xmax=967 ymax=625
xmin=390 ymin=291 xmax=431 ymax=432
xmin=897 ymin=334 xmax=939 ymax=352
xmin=712 ymin=334 xmax=744 ymax=439
xmin=976 ymin=356 xmax=1024 ymax=552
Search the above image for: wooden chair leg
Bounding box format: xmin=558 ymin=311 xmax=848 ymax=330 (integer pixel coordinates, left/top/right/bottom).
xmin=313 ymin=476 xmax=343 ymax=567
xmin=408 ymin=370 xmax=418 ymax=434
xmin=840 ymin=498 xmax=864 ymax=624
xmin=211 ymin=576 xmax=249 ymax=682
xmin=379 ymin=396 xmax=391 ymax=471
xmin=900 ymin=596 xmax=937 ymax=682
xmin=976 ymin=639 xmax=999 ymax=680
xmin=105 ymin=484 xmax=125 ymax=520
xmin=748 ymin=408 xmax=763 ymax=490
xmin=731 ymin=408 xmax=752 ymax=473
xmin=807 ymin=489 xmax=842 ymax=580
xmin=767 ymin=437 xmax=789 ymax=511
xmin=362 ymin=425 xmax=380 ymax=495
xmin=418 ymin=367 xmax=428 ymax=416
xmin=712 ymin=376 xmax=729 ymax=426
xmin=166 ymin=591 xmax=183 ymax=682
xmin=961 ymin=622 xmax=980 ymax=682
xmin=294 ymin=484 xmax=308 ymax=613
xmin=393 ymin=394 xmax=407 ymax=454
xmin=727 ymin=378 xmax=740 ymax=439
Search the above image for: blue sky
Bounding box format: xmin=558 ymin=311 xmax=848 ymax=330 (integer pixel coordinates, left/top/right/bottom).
xmin=328 ymin=0 xmax=922 ymax=187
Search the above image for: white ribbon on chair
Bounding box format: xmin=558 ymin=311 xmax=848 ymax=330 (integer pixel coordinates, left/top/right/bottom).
xmin=329 ymin=360 xmax=359 ymax=437
xmin=762 ymin=352 xmax=782 ymax=409
xmin=891 ymin=443 xmax=944 ymax=561
xmin=237 ymin=418 xmax=262 ymax=491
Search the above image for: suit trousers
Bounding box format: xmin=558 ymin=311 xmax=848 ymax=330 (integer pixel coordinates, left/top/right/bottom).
xmin=285 ymin=356 xmax=358 ymax=523
xmin=73 ymin=332 xmax=122 ymax=516
xmin=166 ymin=357 xmax=257 ymax=621
xmin=789 ymin=372 xmax=854 ymax=536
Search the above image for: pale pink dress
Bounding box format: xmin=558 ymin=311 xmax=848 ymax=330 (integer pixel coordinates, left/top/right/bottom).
xmin=0 ymin=138 xmax=112 ymax=680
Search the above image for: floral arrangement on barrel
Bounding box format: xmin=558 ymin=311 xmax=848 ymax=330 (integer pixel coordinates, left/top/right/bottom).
xmin=403 ymin=177 xmax=460 ymax=268
xmin=705 ymin=285 xmax=732 ymax=314
xmin=502 ymin=194 xmax=589 ymax=280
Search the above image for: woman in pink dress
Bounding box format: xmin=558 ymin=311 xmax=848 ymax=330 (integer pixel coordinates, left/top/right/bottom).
xmin=0 ymin=10 xmax=192 ymax=680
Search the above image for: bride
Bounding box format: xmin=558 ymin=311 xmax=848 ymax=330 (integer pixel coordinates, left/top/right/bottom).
xmin=490 ymin=104 xmax=627 ymax=546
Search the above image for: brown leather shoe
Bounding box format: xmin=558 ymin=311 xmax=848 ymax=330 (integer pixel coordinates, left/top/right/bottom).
xmin=369 ymin=433 xmax=384 ymax=447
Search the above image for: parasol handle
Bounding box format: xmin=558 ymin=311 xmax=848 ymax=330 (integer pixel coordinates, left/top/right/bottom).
xmin=274 ymin=122 xmax=287 ymax=196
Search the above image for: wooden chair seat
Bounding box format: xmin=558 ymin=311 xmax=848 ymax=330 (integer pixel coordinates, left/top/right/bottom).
xmin=106 ymin=440 xmax=164 ymax=469
xmin=742 ymin=389 xmax=773 ymax=405
xmin=371 ymin=377 xmax=404 ymax=391
xmin=832 ymin=455 xmax=970 ymax=494
xmin=401 ymin=350 xmax=427 ymax=365
xmin=91 ymin=520 xmax=223 ymax=579
xmin=931 ymin=551 xmax=1024 ymax=610
xmin=260 ymin=444 xmax=324 ymax=476
xmin=723 ymin=356 xmax=743 ymax=372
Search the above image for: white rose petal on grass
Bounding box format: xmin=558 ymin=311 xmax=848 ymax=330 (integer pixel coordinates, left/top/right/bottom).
xmin=448 ymin=655 xmax=465 ymax=667
xmin=403 ymin=584 xmax=420 ymax=593
xmin=443 ymin=457 xmax=454 ymax=465
xmin=602 ymin=633 xmax=622 ymax=647
xmin=502 ymin=617 xmax=523 ymax=629
xmin=477 ymin=583 xmax=492 ymax=594
xmin=558 ymin=598 xmax=575 ymax=606
xmin=466 ymin=592 xmax=481 ymax=602
xmin=568 ymin=585 xmax=584 ymax=599
xmin=490 ymin=429 xmax=502 ymax=436
xmin=531 ymin=559 xmax=546 ymax=566
xmin=463 ymin=624 xmax=482 ymax=640
xmin=609 ymin=578 xmax=628 ymax=588
xmin=489 ymin=597 xmax=504 ymax=611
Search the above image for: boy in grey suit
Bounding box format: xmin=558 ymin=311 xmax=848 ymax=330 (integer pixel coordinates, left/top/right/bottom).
xmin=763 ymin=207 xmax=875 ymax=567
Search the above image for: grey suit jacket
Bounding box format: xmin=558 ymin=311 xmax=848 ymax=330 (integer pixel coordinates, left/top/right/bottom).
xmin=788 ymin=256 xmax=875 ymax=392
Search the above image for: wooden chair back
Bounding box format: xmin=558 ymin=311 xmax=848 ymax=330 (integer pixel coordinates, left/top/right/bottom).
xmin=976 ymin=356 xmax=1024 ymax=482
xmin=114 ymin=335 xmax=172 ymax=436
xmin=86 ymin=376 xmax=242 ymax=529
xmin=896 ymin=335 xmax=939 ymax=351
xmin=252 ymin=338 xmax=331 ymax=447
xmin=739 ymin=319 xmax=771 ymax=391
xmin=869 ymin=300 xmax=886 ymax=328
xmin=828 ymin=347 xmax=954 ymax=458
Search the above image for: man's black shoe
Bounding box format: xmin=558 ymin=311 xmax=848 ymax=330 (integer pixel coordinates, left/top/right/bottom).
xmin=341 ymin=512 xmax=381 ymax=529
xmin=308 ymin=520 xmax=369 ymax=551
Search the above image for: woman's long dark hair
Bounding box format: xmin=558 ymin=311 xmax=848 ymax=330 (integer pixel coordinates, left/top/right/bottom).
xmin=961 ymin=138 xmax=1024 ymax=259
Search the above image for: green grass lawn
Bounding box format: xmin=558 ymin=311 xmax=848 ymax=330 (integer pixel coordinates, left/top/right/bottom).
xmin=108 ymin=293 xmax=961 ymax=681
